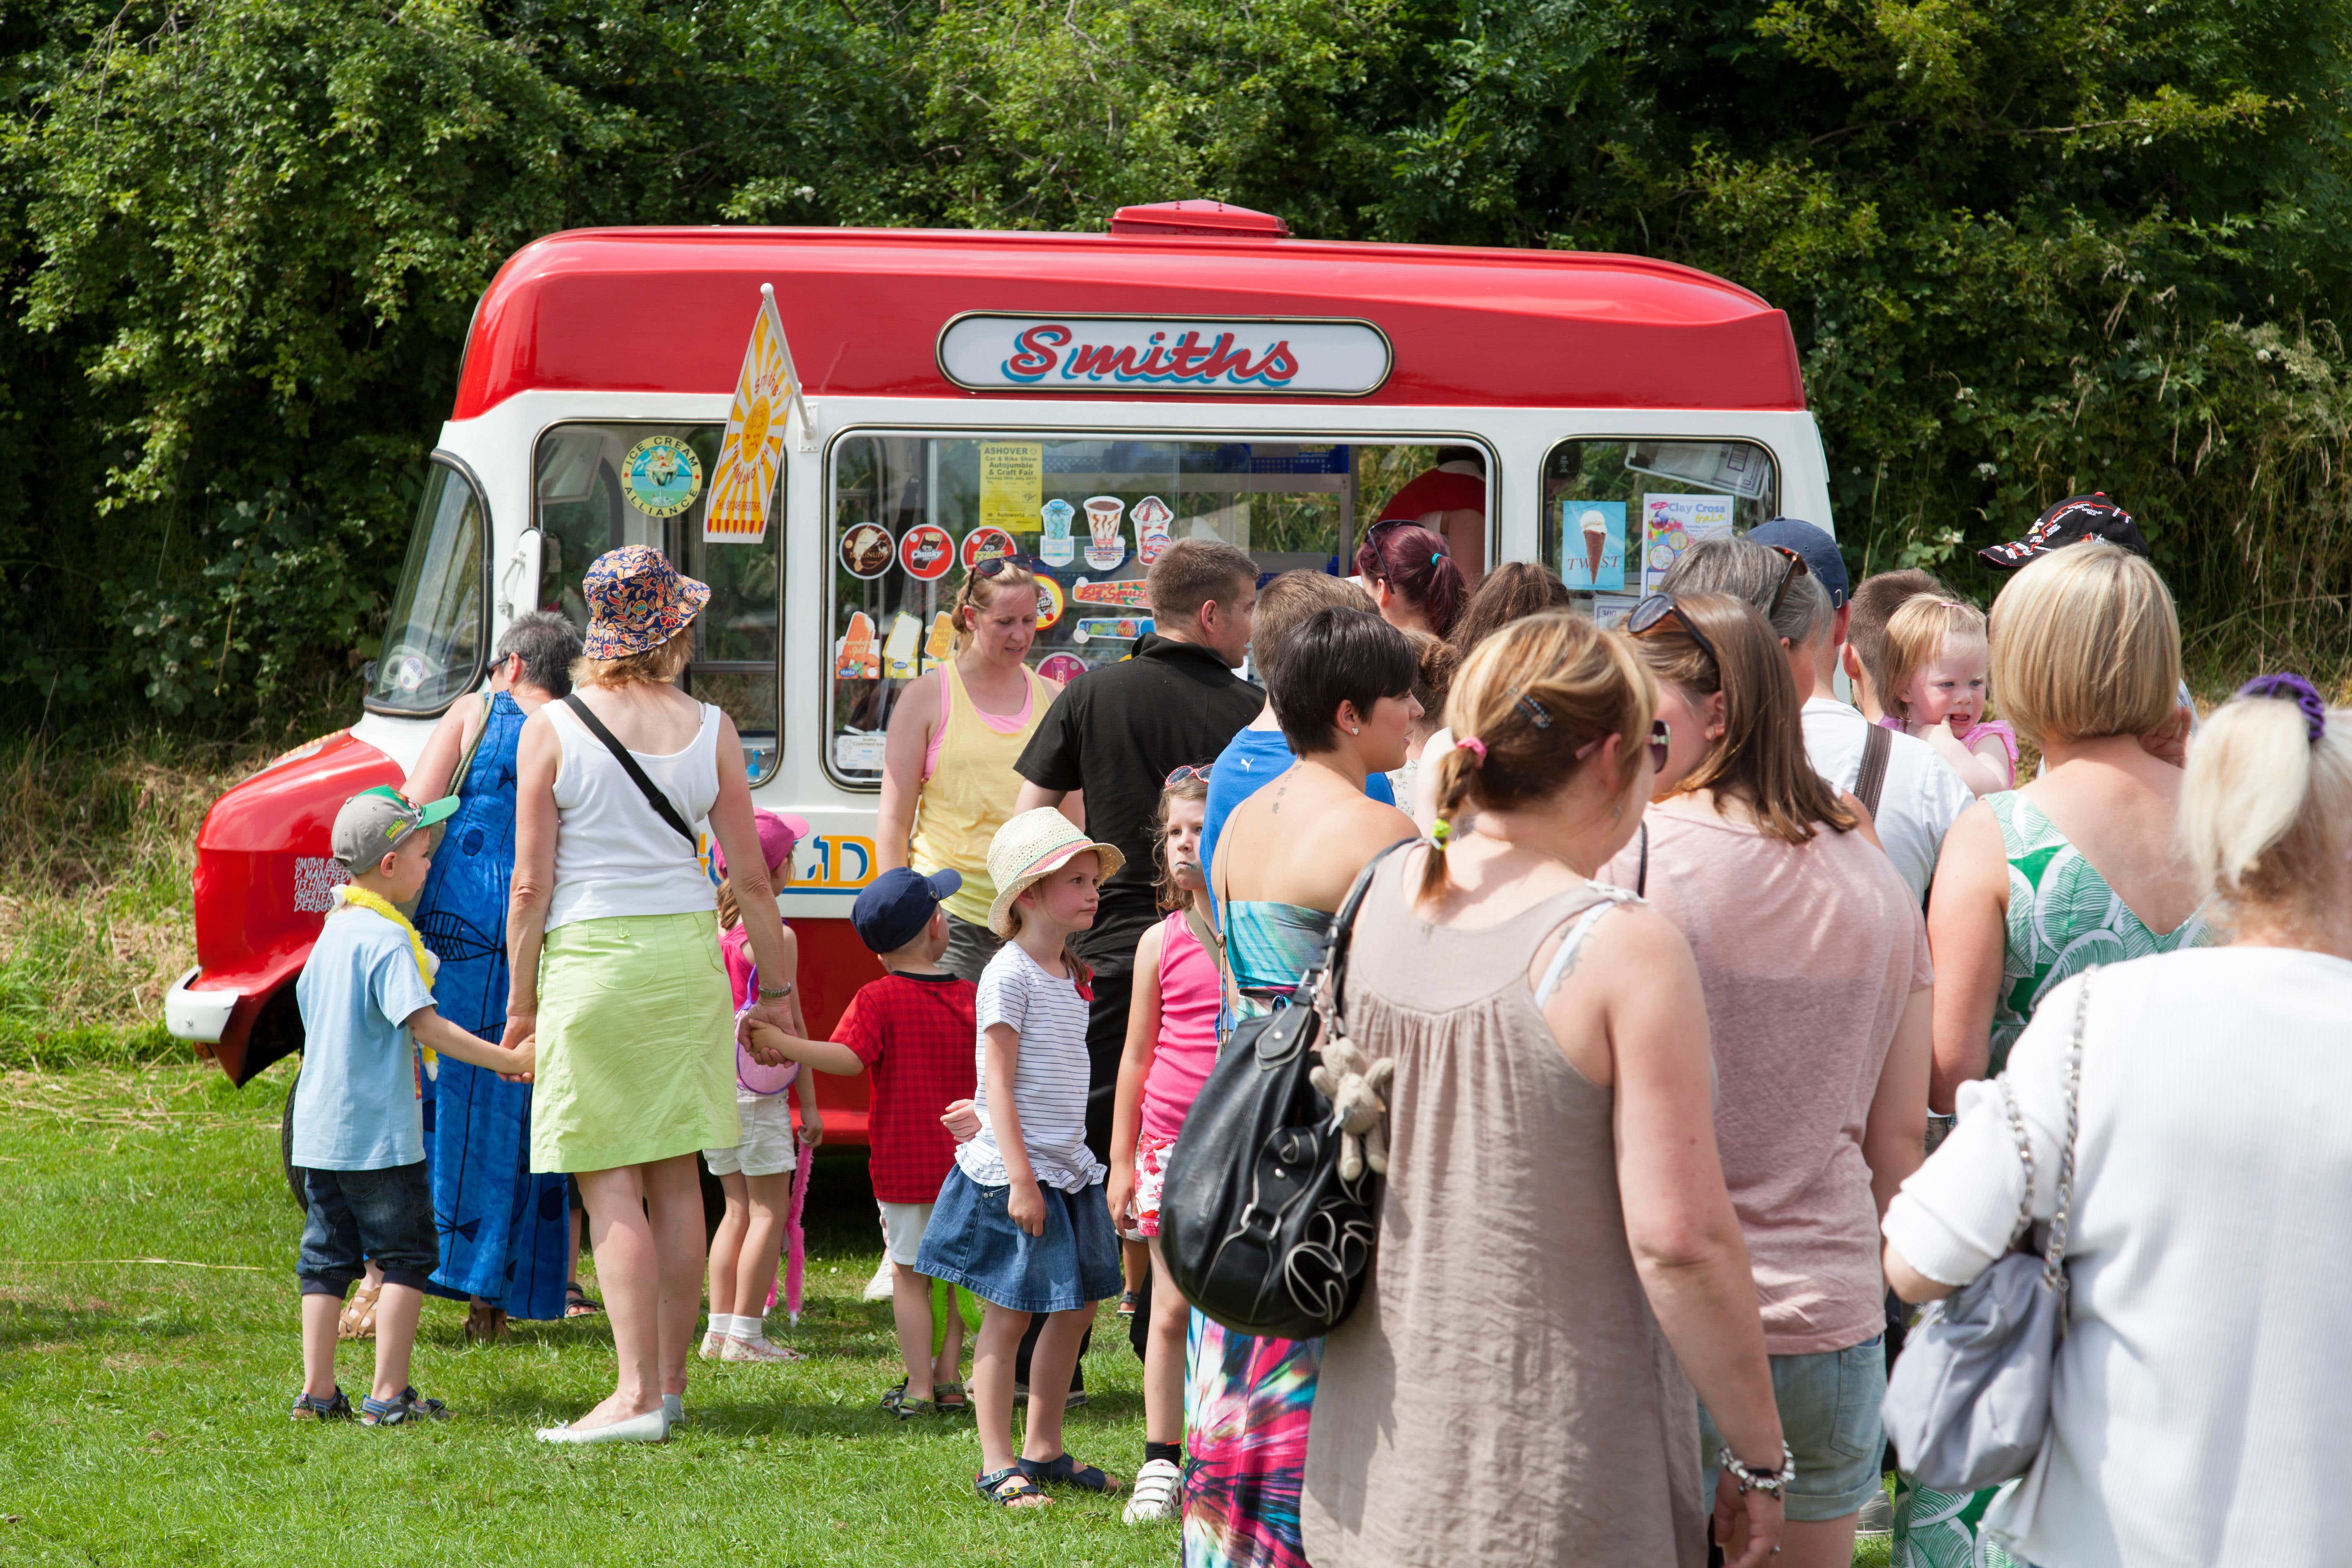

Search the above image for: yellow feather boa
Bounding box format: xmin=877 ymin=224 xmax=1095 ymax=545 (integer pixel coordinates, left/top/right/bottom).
xmin=333 ymin=883 xmax=441 ymax=1075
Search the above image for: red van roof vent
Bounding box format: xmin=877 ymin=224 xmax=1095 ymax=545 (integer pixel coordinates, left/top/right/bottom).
xmin=1109 ymin=200 xmax=1291 ymax=239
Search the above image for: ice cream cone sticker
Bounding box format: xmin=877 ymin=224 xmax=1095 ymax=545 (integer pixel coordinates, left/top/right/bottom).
xmin=704 ymin=284 xmax=808 ymax=544
xmin=1581 ymin=511 xmax=1609 ymax=580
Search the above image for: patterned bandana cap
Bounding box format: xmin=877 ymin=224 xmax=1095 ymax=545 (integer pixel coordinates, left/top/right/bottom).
xmin=2238 ymin=672 xmax=2327 ymax=743
xmin=581 ymin=544 xmax=712 ymax=659
xmin=1977 ymin=493 xmax=2149 ymax=572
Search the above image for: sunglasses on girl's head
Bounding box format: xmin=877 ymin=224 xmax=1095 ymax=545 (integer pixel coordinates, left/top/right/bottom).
xmin=1763 ymin=544 xmax=1811 ymax=620
xmin=1625 ymin=592 xmax=1720 ymax=672
xmin=1164 ymin=763 xmax=1214 ymax=787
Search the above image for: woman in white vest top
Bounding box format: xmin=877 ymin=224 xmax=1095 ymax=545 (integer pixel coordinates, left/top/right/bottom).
xmin=505 ymin=546 xmax=795 ymax=1444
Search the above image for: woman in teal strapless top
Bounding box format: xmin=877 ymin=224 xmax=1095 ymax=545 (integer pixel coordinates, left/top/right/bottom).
xmin=1189 ymin=607 xmax=1422 ymax=1568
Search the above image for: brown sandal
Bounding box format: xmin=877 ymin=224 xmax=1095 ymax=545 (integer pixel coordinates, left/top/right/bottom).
xmin=464 ymin=1301 xmax=512 ymax=1344
xmin=338 ymin=1276 xmax=382 ymax=1341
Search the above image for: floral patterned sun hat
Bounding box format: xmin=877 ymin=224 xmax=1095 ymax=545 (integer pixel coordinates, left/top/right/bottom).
xmin=581 ymin=545 xmax=711 ymax=658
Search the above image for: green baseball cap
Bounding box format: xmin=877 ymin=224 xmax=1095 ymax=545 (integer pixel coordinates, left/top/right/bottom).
xmin=332 ymin=784 xmax=458 ymax=869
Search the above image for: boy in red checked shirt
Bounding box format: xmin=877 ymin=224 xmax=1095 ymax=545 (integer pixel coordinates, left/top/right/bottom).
xmin=743 ymin=867 xmax=977 ymax=1418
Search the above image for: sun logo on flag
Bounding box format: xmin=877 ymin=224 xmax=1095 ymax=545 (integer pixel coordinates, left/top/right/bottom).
xmin=706 ymin=287 xmax=800 ymax=543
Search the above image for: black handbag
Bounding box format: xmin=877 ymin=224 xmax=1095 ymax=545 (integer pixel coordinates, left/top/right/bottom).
xmin=1157 ymin=838 xmax=1415 ymax=1341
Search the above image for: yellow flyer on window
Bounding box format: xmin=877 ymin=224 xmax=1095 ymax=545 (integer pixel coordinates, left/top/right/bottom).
xmin=704 ymin=284 xmax=807 ymax=543
xmin=978 ymin=443 xmax=1042 ymax=537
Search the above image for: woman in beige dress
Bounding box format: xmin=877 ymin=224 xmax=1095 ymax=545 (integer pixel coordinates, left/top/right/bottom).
xmin=1303 ymin=611 xmax=1787 ymax=1568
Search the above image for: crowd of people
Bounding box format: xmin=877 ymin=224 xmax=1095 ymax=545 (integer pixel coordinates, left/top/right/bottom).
xmin=281 ymin=487 xmax=2352 ymax=1568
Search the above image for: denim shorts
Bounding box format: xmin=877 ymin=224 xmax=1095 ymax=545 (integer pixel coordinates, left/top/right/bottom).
xmin=1700 ymin=1334 xmax=1886 ymax=1523
xmin=296 ymin=1163 xmax=439 ymax=1296
xmin=913 ymin=1165 xmax=1121 ymax=1314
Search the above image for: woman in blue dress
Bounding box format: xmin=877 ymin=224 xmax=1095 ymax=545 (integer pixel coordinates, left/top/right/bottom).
xmin=404 ymin=611 xmax=584 ymax=1340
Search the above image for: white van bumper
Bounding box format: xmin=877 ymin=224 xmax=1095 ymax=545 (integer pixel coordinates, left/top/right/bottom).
xmin=164 ymin=967 xmax=240 ymax=1044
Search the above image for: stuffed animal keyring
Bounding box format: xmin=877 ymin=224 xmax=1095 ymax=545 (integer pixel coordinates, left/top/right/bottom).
xmin=1310 ymin=1034 xmax=1394 ymax=1182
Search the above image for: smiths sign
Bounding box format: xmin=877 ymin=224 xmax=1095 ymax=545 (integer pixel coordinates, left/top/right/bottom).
xmin=937 ymin=314 xmax=1392 ymax=397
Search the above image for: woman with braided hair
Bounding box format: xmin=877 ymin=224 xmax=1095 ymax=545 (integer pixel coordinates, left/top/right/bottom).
xmin=1304 ymin=610 xmax=1785 ymax=1568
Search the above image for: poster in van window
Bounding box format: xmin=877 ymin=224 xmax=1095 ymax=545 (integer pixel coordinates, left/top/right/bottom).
xmin=1562 ymin=500 xmax=1627 ymax=593
xmin=1640 ymin=494 xmax=1735 ymax=594
xmin=623 ymin=435 xmax=704 ymax=518
xmin=839 ymin=522 xmax=895 ymax=580
xmin=1039 ymin=499 xmax=1075 ymax=566
xmin=980 ymin=442 xmax=1043 ymax=535
xmin=899 ymin=524 xmax=955 ymax=580
xmin=1132 ymin=495 xmax=1175 ymax=565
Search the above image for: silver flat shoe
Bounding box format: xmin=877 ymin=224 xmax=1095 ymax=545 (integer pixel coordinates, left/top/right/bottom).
xmin=534 ymin=1407 xmax=670 ymax=1444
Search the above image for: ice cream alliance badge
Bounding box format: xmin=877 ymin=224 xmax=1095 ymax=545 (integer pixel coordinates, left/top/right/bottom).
xmin=623 ymin=435 xmax=704 ymax=518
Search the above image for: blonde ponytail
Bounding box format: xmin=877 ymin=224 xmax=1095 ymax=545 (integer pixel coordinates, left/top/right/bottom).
xmin=2181 ymin=680 xmax=2352 ymax=921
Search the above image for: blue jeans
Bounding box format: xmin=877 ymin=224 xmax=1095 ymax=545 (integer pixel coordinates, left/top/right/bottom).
xmin=1700 ymin=1334 xmax=1887 ymax=1523
xmin=296 ymin=1163 xmax=438 ymax=1295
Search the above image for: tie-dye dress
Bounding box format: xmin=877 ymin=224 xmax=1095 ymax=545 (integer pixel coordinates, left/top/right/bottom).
xmin=1184 ymin=900 xmax=1330 ymax=1568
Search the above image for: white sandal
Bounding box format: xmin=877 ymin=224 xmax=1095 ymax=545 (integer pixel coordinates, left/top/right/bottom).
xmin=534 ymin=1407 xmax=669 ymax=1445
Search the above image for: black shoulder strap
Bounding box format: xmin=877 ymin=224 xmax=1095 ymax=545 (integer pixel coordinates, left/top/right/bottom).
xmin=1855 ymin=721 xmax=1893 ymax=820
xmin=1636 ymin=819 xmax=1648 ymax=897
xmin=561 ymin=694 xmax=698 ymax=848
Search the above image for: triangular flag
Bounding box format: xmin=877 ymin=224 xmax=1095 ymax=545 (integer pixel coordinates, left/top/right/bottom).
xmin=704 ymin=283 xmax=804 ymax=543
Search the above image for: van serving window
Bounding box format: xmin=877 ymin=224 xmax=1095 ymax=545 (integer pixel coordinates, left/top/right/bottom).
xmin=1541 ymin=438 xmax=1779 ymax=614
xmin=533 ymin=421 xmax=784 ymax=784
xmin=824 ymin=433 xmax=1490 ymax=787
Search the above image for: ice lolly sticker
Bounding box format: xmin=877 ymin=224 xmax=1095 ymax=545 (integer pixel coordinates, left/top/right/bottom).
xmin=1073 ymin=578 xmax=1151 ymax=609
xmin=1037 ymin=651 xmax=1088 ymax=686
xmin=1562 ymin=500 xmax=1626 ymax=592
xmin=1039 ymin=499 xmax=1075 ymax=567
xmin=882 ymin=612 xmax=923 ymax=679
xmin=1081 ymin=495 xmax=1127 ymax=572
xmin=922 ymin=611 xmax=957 ymax=670
xmin=1071 ymin=616 xmax=1153 ymax=644
xmin=962 ymin=526 xmax=1019 ymax=571
xmin=1132 ymin=495 xmax=1174 ymax=565
xmin=840 ymin=522 xmax=895 ymax=580
xmin=833 ymin=611 xmax=879 ymax=678
xmin=1033 ymin=574 xmax=1067 ymax=631
xmin=899 ymin=524 xmax=954 ymax=580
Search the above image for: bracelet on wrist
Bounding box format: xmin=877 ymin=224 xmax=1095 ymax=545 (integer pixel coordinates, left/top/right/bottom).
xmin=758 ymin=982 xmax=793 ymax=999
xmin=1719 ymin=1442 xmax=1796 ymax=1497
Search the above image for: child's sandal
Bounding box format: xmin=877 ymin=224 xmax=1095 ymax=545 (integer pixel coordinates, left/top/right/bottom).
xmin=933 ymin=1379 xmax=970 ymax=1413
xmin=975 ymin=1466 xmax=1051 ymax=1507
xmin=1018 ymin=1452 xmax=1124 ymax=1494
xmin=338 ymin=1277 xmax=381 ymax=1341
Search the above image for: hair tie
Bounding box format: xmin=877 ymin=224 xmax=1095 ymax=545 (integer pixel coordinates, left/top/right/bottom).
xmin=1457 ymin=736 xmax=1488 ymax=765
xmin=2238 ymin=672 xmax=2326 ymax=743
xmin=1431 ymin=817 xmax=1452 ymax=847
xmin=1431 ymin=551 xmax=1446 ymax=565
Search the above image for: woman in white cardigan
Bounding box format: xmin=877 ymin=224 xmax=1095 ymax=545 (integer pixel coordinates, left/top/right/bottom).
xmin=1882 ymin=674 xmax=2352 ymax=1568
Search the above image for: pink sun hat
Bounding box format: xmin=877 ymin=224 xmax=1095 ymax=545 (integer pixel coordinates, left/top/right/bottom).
xmin=714 ymin=807 xmax=813 ymax=881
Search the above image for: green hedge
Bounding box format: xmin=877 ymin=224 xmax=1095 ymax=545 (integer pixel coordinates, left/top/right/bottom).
xmin=5 ymin=0 xmax=2349 ymax=735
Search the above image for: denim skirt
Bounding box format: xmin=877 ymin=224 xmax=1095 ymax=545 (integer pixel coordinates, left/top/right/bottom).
xmin=914 ymin=1164 xmax=1121 ymax=1313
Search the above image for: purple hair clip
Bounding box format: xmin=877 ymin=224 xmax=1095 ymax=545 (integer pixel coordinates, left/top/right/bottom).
xmin=2237 ymin=672 xmax=2326 ymax=743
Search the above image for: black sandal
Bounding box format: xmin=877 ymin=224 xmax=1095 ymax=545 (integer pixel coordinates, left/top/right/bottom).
xmin=565 ymin=1280 xmax=603 ymax=1318
xmin=975 ymin=1466 xmax=1051 ymax=1507
xmin=1018 ymin=1451 xmax=1124 ymax=1493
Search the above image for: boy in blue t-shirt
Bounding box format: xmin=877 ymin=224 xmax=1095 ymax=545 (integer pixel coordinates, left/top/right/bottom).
xmin=289 ymin=786 xmax=535 ymax=1425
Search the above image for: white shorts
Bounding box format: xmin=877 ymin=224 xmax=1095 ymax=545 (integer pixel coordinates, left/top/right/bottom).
xmin=704 ymin=1092 xmax=798 ymax=1178
xmin=879 ymin=1201 xmax=936 ymax=1267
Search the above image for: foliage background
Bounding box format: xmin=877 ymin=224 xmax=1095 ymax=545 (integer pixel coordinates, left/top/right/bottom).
xmin=4 ymin=0 xmax=2350 ymax=736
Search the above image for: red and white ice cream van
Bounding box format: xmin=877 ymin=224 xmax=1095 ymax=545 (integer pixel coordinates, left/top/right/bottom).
xmin=165 ymin=199 xmax=1829 ymax=1141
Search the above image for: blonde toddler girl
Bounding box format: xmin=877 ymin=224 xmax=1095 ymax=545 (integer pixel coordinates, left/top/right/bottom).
xmin=1879 ymin=594 xmax=2018 ymax=794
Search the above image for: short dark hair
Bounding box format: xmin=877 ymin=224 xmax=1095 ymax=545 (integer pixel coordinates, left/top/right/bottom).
xmin=1148 ymin=537 xmax=1258 ymax=624
xmin=1265 ymin=607 xmax=1418 ymax=753
xmin=498 ymin=610 xmax=583 ymax=696
xmin=1847 ymin=568 xmax=1951 ymax=694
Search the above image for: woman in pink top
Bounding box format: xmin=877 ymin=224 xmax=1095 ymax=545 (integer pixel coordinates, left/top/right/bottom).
xmin=1106 ymin=765 xmax=1222 ymax=1523
xmin=1605 ymin=592 xmax=1934 ymax=1568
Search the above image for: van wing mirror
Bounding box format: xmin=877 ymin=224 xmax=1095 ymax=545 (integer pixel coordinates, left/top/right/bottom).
xmin=499 ymin=528 xmax=544 ymax=621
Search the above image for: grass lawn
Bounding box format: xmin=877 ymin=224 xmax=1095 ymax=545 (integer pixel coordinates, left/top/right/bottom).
xmin=0 ymin=1062 xmax=1168 ymax=1567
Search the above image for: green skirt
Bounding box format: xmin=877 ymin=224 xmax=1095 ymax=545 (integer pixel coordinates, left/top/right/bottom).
xmin=529 ymin=910 xmax=738 ymax=1174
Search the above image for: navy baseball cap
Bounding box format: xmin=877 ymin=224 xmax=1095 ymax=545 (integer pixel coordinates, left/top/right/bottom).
xmin=1748 ymin=518 xmax=1849 ymax=609
xmin=852 ymin=867 xmax=962 ymax=954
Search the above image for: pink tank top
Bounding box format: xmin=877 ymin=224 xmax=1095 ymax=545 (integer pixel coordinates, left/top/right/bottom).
xmin=1141 ymin=908 xmax=1222 ymax=1141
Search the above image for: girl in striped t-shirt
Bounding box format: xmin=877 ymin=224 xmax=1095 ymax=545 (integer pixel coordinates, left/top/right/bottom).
xmin=915 ymin=808 xmax=1127 ymax=1510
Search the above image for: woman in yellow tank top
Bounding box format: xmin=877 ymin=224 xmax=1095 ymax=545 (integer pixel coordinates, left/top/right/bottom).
xmin=876 ymin=561 xmax=1069 ymax=981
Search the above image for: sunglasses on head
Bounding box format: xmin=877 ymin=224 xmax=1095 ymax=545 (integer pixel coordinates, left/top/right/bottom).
xmin=1164 ymin=763 xmax=1214 ymax=787
xmin=1625 ymin=592 xmax=1721 ymax=673
xmin=971 ymin=555 xmax=1021 ymax=579
xmin=1763 ymin=544 xmax=1811 ymax=621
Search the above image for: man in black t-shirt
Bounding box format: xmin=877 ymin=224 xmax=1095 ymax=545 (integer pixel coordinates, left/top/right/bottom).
xmin=1013 ymin=537 xmax=1261 ymax=1161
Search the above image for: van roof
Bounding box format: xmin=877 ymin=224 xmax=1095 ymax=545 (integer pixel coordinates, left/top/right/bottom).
xmin=454 ymin=225 xmax=1806 ymax=419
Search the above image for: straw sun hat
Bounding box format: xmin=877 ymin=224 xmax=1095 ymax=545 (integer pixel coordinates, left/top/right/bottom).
xmin=985 ymin=807 xmax=1125 ymax=938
